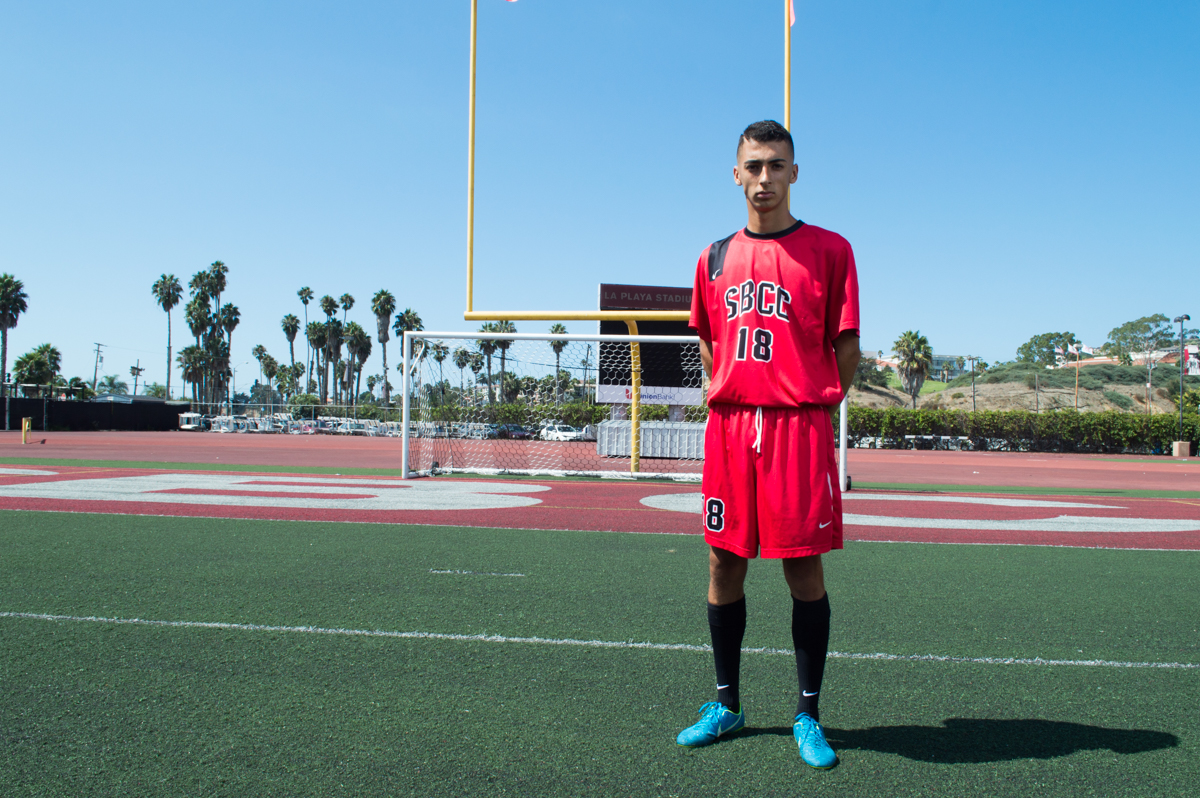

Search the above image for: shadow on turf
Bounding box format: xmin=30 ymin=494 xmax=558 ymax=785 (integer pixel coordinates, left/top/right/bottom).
xmin=782 ymin=718 xmax=1179 ymax=763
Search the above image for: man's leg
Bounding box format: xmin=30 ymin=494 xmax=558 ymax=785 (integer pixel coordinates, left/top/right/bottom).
xmin=782 ymin=553 xmax=837 ymax=767
xmin=676 ymin=546 xmax=749 ymax=747
xmin=709 ymin=546 xmax=749 ymax=711
xmin=783 ymin=555 xmax=830 ymax=721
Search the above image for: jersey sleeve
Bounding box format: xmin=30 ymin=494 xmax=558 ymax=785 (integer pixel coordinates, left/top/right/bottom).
xmin=689 ymin=252 xmax=712 ymax=342
xmin=824 ymin=238 xmax=860 ymax=341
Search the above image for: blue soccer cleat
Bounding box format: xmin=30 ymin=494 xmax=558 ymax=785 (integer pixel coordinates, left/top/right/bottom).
xmin=676 ymin=702 xmax=745 ymax=747
xmin=793 ymin=713 xmax=838 ymax=769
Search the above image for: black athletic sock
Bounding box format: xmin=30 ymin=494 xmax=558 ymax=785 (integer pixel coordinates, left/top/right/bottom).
xmin=792 ymin=593 xmax=831 ymax=721
xmin=708 ymin=597 xmax=746 ymax=712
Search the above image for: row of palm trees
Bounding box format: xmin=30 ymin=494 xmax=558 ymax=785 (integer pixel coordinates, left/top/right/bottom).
xmin=151 ymin=262 xmax=242 ymax=406
xmin=285 ymin=288 xmax=422 ymax=410
xmin=423 ymin=322 xmax=574 ymax=409
xmin=143 ymin=271 xmax=577 ymax=412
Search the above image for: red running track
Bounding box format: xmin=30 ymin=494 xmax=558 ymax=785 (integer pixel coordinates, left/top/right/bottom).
xmin=1 ymin=465 xmax=1197 ymax=550
xmin=2 ymin=431 xmax=1197 ymax=492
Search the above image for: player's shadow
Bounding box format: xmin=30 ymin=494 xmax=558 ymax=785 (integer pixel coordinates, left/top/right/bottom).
xmin=742 ymin=719 xmax=1177 ymax=763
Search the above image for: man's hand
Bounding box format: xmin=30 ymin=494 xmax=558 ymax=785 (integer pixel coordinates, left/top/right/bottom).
xmin=832 ymin=331 xmax=861 ymax=399
xmin=700 ymin=339 xmax=714 ymax=379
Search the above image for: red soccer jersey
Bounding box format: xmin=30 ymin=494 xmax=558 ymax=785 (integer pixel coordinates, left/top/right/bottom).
xmin=689 ymin=219 xmax=859 ymax=408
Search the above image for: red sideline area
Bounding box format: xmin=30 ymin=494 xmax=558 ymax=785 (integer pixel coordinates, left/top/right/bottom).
xmin=2 ymin=431 xmax=1198 ymax=550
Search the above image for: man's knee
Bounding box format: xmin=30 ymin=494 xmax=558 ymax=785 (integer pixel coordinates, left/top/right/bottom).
xmin=709 ymin=546 xmax=748 ymax=603
xmin=783 ymin=554 xmax=825 ymax=601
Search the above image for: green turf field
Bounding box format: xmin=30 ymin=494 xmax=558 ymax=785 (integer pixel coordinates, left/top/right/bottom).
xmin=2 ymin=510 xmax=1197 ymax=796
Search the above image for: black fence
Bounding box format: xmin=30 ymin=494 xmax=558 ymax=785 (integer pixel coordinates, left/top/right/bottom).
xmin=2 ymin=398 xmax=192 ymax=432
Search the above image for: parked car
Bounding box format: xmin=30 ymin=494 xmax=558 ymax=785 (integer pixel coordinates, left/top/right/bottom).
xmin=498 ymin=424 xmax=531 ymax=440
xmin=539 ymin=424 xmax=582 ymax=441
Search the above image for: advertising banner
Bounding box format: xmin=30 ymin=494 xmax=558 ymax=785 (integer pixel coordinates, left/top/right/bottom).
xmin=596 ymin=385 xmax=704 ymax=406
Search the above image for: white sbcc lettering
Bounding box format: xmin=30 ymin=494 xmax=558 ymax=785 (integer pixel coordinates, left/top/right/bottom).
xmin=724 ymin=280 xmax=790 ymax=321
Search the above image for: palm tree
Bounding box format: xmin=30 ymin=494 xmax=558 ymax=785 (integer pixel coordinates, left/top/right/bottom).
xmin=350 ymin=325 xmax=373 ymax=407
xmin=252 ymin=343 xmax=267 ymax=388
xmin=495 ymin=320 xmax=517 ymax=403
xmin=98 ymin=374 xmax=129 ymax=395
xmin=453 ymin=346 xmax=472 ymax=398
xmin=177 ymin=346 xmax=204 ymax=401
xmin=340 ymin=293 xmax=355 ymax=324
xmin=343 ymin=322 xmax=367 ymax=408
xmin=429 ymin=341 xmax=449 ymax=405
xmin=305 ymin=321 xmax=327 ymax=399
xmin=392 ymin=308 xmax=424 ymax=396
xmin=370 ymin=289 xmax=396 ymax=405
xmin=281 ymin=314 xmax=300 ymax=374
xmin=476 ymin=323 xmax=498 ymax=406
xmin=14 ymin=346 xmax=56 ymax=388
xmin=325 ymin=319 xmax=344 ymax=404
xmin=549 ymin=323 xmax=568 ymax=405
xmin=298 ymin=287 xmax=314 ymax=385
xmin=0 ymin=273 xmax=29 ymax=400
xmin=260 ymin=354 xmax=279 ymax=412
xmin=151 ymin=274 xmax=182 ymax=399
xmin=468 ymin=352 xmax=484 ymax=406
xmin=320 ymin=294 xmax=338 ymax=320
xmin=219 ymin=304 xmax=240 ymax=406
xmin=893 ymin=330 xmax=933 ymax=409
xmin=188 ymin=271 xmax=211 ymax=303
xmin=208 ymin=261 xmax=228 ymax=311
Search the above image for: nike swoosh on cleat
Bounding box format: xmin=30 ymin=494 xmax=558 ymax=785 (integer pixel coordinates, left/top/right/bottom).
xmin=802 ymin=690 xmax=819 ymax=696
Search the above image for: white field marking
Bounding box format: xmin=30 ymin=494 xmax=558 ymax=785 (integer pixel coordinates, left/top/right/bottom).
xmin=429 ymin=569 xmax=525 ymax=577
xmin=639 ymin=493 xmax=1200 ymax=534
xmin=640 ymin=492 xmax=1123 ymax=513
xmin=0 ymin=474 xmax=549 ymax=511
xmin=2 ymin=611 xmax=1196 ymax=670
xmin=0 ymin=467 xmax=59 ymax=476
xmin=845 ymin=493 xmax=1125 ymax=510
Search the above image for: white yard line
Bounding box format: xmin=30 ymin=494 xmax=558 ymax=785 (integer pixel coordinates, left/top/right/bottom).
xmin=429 ymin=569 xmax=526 ymax=577
xmin=2 ymin=611 xmax=1195 ymax=671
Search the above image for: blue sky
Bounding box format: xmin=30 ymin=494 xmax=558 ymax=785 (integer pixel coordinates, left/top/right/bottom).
xmin=1 ymin=1 xmax=1196 ymax=390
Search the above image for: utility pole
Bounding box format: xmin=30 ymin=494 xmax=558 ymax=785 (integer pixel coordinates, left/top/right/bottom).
xmin=966 ymin=356 xmax=979 ymax=412
xmin=130 ymin=361 xmax=144 ymax=396
xmin=1176 ymin=315 xmax=1191 ymax=446
xmin=1035 ymin=374 xmax=1039 ymax=414
xmin=92 ymin=343 xmax=105 ymax=392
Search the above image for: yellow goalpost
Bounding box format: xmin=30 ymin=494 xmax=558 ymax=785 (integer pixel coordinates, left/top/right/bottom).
xmin=450 ymin=2 xmax=848 ymax=480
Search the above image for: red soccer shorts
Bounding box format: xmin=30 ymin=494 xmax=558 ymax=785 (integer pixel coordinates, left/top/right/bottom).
xmin=701 ymin=402 xmax=843 ymax=559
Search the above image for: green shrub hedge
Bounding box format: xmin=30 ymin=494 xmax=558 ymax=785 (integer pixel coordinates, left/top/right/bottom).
xmin=840 ymin=407 xmax=1198 ymax=455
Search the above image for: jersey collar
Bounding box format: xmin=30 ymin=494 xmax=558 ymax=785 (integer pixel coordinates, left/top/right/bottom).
xmin=742 ymin=218 xmax=805 ymax=241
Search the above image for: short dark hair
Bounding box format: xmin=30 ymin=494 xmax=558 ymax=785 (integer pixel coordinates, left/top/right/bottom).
xmin=738 ymin=120 xmax=794 ymax=158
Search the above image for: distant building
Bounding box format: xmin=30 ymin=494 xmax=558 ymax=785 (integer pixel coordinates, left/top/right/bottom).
xmin=870 ymin=351 xmax=969 ymax=380
xmin=930 ymin=354 xmax=969 ymax=380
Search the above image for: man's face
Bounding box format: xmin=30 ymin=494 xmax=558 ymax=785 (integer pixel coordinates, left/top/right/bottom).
xmin=733 ymin=139 xmax=797 ymax=213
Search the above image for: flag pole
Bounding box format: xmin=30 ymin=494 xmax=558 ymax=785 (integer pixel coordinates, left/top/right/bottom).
xmin=1075 ymin=348 xmax=1080 ymax=409
xmin=466 ymin=0 xmax=478 ymax=314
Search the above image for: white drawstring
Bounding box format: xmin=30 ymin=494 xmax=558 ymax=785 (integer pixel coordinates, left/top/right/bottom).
xmin=753 ymin=407 xmax=763 ymax=453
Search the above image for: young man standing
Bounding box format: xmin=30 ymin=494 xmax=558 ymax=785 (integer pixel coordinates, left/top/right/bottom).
xmin=677 ymin=120 xmax=860 ymax=769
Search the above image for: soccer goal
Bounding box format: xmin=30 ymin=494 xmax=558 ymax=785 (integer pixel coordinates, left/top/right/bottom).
xmin=400 ymin=330 xmax=707 ymax=480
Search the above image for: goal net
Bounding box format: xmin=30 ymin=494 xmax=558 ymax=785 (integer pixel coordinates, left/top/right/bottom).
xmin=401 ymin=331 xmax=706 ymax=480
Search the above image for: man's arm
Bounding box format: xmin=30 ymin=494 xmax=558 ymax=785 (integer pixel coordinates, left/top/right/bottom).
xmin=699 ymin=339 xmax=713 ymax=379
xmin=832 ymin=331 xmax=861 ymax=399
